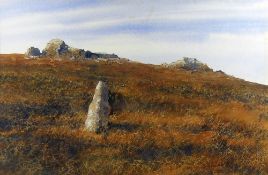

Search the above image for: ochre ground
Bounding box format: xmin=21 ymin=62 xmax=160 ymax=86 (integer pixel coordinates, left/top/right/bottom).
xmin=1 ymin=54 xmax=268 ymax=174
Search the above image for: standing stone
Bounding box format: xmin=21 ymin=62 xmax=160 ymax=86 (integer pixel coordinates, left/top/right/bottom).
xmin=85 ymin=81 xmax=111 ymax=133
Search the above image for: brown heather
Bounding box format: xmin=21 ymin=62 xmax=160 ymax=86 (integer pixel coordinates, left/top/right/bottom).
xmin=0 ymin=54 xmax=268 ymax=174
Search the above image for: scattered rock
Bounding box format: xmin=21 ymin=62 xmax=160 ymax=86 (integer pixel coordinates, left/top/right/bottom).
xmin=25 ymin=47 xmax=41 ymax=58
xmin=85 ymin=81 xmax=111 ymax=133
xmin=216 ymin=70 xmax=225 ymax=74
xmin=163 ymin=57 xmax=212 ymax=71
xmin=94 ymin=53 xmax=119 ymax=59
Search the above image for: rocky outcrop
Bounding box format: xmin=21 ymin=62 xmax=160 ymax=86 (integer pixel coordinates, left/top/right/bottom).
xmin=26 ymin=38 xmax=120 ymax=60
xmin=85 ymin=81 xmax=111 ymax=133
xmin=25 ymin=47 xmax=41 ymax=58
xmin=162 ymin=57 xmax=212 ymax=71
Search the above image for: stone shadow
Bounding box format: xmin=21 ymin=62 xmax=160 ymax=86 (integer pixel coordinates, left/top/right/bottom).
xmin=108 ymin=122 xmax=140 ymax=132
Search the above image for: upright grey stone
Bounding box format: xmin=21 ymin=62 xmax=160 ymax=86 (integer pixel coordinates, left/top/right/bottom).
xmin=85 ymin=81 xmax=111 ymax=133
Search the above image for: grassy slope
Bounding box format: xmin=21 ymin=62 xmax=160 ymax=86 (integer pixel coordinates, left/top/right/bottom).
xmin=1 ymin=54 xmax=268 ymax=175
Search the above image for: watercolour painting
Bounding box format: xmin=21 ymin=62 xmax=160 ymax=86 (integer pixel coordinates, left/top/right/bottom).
xmin=0 ymin=1 xmax=268 ymax=174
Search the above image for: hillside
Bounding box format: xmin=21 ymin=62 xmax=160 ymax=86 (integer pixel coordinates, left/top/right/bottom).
xmin=1 ymin=54 xmax=268 ymax=175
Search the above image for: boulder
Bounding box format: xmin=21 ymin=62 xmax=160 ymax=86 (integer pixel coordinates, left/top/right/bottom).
xmin=85 ymin=81 xmax=111 ymax=133
xmin=25 ymin=47 xmax=41 ymax=58
xmin=69 ymin=47 xmax=86 ymax=60
xmin=42 ymin=39 xmax=91 ymax=59
xmin=42 ymin=39 xmax=69 ymax=58
xmin=85 ymin=50 xmax=94 ymax=59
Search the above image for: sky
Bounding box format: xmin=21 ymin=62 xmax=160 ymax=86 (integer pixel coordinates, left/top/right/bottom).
xmin=0 ymin=0 xmax=267 ymax=85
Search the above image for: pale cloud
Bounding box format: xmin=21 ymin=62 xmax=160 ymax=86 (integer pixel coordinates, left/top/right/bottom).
xmin=1 ymin=0 xmax=268 ymax=36
xmin=0 ymin=4 xmax=123 ymax=35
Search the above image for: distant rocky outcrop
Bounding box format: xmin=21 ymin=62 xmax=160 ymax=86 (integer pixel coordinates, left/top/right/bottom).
xmin=25 ymin=39 xmax=119 ymax=60
xmin=85 ymin=81 xmax=111 ymax=133
xmin=25 ymin=47 xmax=41 ymax=58
xmin=162 ymin=57 xmax=212 ymax=71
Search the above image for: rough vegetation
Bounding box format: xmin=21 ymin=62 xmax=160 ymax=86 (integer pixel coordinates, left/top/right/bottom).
xmin=1 ymin=54 xmax=268 ymax=175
